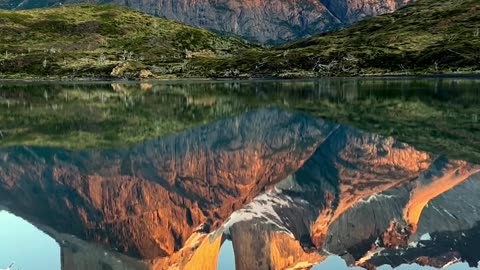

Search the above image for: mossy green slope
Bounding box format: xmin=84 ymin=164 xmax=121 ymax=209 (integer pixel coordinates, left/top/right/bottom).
xmin=0 ymin=0 xmax=478 ymax=79
xmin=0 ymin=5 xmax=248 ymax=79
xmin=189 ymin=0 xmax=480 ymax=77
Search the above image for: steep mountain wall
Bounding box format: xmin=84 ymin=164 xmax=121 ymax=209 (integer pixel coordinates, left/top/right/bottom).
xmin=0 ymin=0 xmax=413 ymax=44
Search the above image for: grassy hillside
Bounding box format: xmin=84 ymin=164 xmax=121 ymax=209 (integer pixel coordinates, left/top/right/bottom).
xmin=189 ymin=0 xmax=480 ymax=77
xmin=0 ymin=0 xmax=478 ymax=79
xmin=0 ymin=5 xmax=248 ymax=79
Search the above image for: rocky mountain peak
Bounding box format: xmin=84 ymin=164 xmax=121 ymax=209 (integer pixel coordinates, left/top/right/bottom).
xmin=0 ymin=0 xmax=414 ymax=44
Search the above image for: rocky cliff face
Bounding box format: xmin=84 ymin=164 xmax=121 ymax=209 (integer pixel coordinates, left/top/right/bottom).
xmin=319 ymin=0 xmax=412 ymax=23
xmin=0 ymin=0 xmax=413 ymax=44
xmin=1 ymin=108 xmax=479 ymax=270
xmin=217 ymin=121 xmax=480 ymax=270
xmin=0 ymin=109 xmax=335 ymax=260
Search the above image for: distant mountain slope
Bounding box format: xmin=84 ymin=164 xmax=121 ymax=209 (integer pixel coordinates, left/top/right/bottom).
xmin=0 ymin=0 xmax=478 ymax=79
xmin=0 ymin=5 xmax=248 ymax=79
xmin=0 ymin=0 xmax=412 ymax=44
xmin=189 ymin=0 xmax=480 ymax=77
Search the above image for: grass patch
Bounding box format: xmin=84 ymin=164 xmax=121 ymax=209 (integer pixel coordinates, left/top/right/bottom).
xmin=0 ymin=0 xmax=478 ymax=79
xmin=0 ymin=5 xmax=249 ymax=79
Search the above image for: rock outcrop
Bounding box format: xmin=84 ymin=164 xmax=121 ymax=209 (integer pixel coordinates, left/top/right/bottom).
xmin=0 ymin=0 xmax=413 ymax=44
xmin=207 ymin=115 xmax=480 ymax=270
xmin=0 ymin=109 xmax=335 ymax=260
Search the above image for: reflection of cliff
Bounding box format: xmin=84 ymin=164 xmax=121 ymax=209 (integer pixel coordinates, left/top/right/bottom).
xmin=0 ymin=109 xmax=335 ymax=260
xmin=47 ymin=225 xmax=149 ymax=270
xmin=220 ymin=125 xmax=480 ymax=269
xmin=403 ymin=160 xmax=480 ymax=232
xmin=1 ymin=108 xmax=479 ymax=270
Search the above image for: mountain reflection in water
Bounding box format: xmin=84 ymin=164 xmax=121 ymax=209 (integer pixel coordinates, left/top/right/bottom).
xmin=1 ymin=78 xmax=479 ymax=162
xmin=0 ymin=78 xmax=479 ymax=270
xmin=1 ymin=211 xmax=478 ymax=270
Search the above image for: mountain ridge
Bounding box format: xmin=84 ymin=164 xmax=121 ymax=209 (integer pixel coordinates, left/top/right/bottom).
xmin=0 ymin=0 xmax=413 ymax=44
xmin=0 ymin=0 xmax=478 ymax=79
xmin=189 ymin=0 xmax=480 ymax=77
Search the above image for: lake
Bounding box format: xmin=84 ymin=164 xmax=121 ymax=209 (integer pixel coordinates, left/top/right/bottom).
xmin=0 ymin=78 xmax=479 ymax=270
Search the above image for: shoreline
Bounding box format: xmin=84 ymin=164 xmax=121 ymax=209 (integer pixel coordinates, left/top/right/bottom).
xmin=1 ymin=72 xmax=479 ymax=83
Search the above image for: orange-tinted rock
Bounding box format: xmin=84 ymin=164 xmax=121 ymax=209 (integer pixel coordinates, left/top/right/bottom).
xmin=381 ymin=221 xmax=411 ymax=249
xmin=0 ymin=109 xmax=334 ymax=260
xmin=269 ymin=234 xmax=324 ymax=270
xmin=415 ymin=252 xmax=462 ymax=268
xmin=2 ymin=109 xmax=480 ymax=270
xmin=403 ymin=160 xmax=480 ymax=232
xmin=152 ymin=233 xmax=224 ymax=270
xmin=295 ymin=126 xmax=431 ymax=249
xmin=230 ymin=221 xmax=324 ymax=270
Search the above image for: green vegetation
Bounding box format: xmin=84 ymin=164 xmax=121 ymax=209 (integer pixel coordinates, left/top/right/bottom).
xmin=188 ymin=0 xmax=480 ymax=77
xmin=0 ymin=1 xmax=478 ymax=163
xmin=0 ymin=5 xmax=248 ymax=79
xmin=0 ymin=0 xmax=479 ymax=78
xmin=0 ymin=82 xmax=242 ymax=149
xmin=1 ymin=79 xmax=479 ymax=164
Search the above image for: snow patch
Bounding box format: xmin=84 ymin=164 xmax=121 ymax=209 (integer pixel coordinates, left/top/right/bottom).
xmin=221 ymin=190 xmax=296 ymax=237
xmin=443 ymin=209 xmax=457 ymax=219
xmin=431 ymin=204 xmax=442 ymax=213
xmin=420 ymin=233 xmax=432 ymax=241
xmin=359 ymin=194 xmax=397 ymax=204
xmin=442 ymin=257 xmax=461 ymax=268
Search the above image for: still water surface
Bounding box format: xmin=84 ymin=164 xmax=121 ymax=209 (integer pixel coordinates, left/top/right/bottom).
xmin=1 ymin=211 xmax=477 ymax=269
xmin=0 ymin=78 xmax=479 ymax=270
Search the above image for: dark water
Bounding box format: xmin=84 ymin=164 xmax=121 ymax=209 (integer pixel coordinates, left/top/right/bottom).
xmin=0 ymin=78 xmax=479 ymax=270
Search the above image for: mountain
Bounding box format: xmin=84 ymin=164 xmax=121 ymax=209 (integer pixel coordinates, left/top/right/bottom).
xmin=190 ymin=0 xmax=480 ymax=77
xmin=1 ymin=109 xmax=479 ymax=270
xmin=0 ymin=0 xmax=413 ymax=44
xmin=0 ymin=109 xmax=334 ymax=260
xmin=0 ymin=0 xmax=478 ymax=79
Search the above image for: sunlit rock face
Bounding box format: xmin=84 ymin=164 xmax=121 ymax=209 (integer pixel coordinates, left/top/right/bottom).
xmin=302 ymin=126 xmax=432 ymax=248
xmin=0 ymin=109 xmax=335 ymax=260
xmin=362 ymin=170 xmax=480 ymax=269
xmin=0 ymin=0 xmax=413 ymax=44
xmin=210 ymin=119 xmax=480 ymax=270
xmin=1 ymin=108 xmax=479 ymax=270
xmin=229 ymin=222 xmax=325 ymax=270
